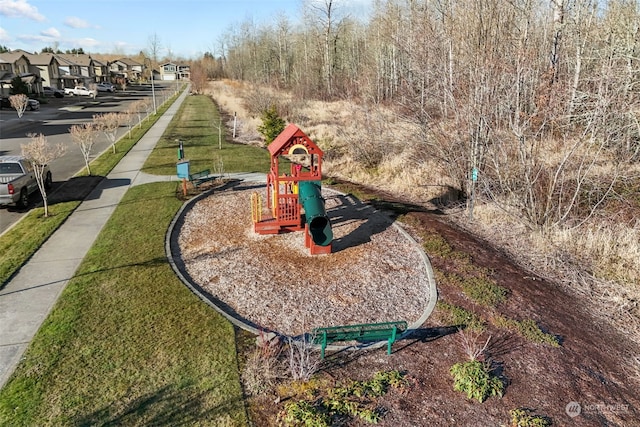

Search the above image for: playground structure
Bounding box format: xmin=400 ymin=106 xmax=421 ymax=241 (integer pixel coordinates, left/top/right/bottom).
xmin=251 ymin=124 xmax=333 ymax=255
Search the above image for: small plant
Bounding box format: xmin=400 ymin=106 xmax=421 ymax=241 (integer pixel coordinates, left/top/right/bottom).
xmin=277 ymin=370 xmax=407 ymax=426
xmin=456 ymin=328 xmax=491 ymax=361
xmin=492 ymin=316 xmax=560 ymax=347
xmin=437 ymin=301 xmax=486 ymax=331
xmin=278 ymin=400 xmax=331 ymax=427
xmin=444 ymin=272 xmax=508 ymax=307
xmin=509 ymin=408 xmax=552 ymax=426
xmin=450 ymin=360 xmax=504 ymax=403
xmin=242 ymin=332 xmax=283 ymax=396
xmin=287 ymin=333 xmax=321 ymax=382
xmin=422 ymin=232 xmax=454 ymax=257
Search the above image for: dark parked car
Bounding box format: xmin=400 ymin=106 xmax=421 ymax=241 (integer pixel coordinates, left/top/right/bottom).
xmin=43 ymin=86 xmax=64 ymax=98
xmin=0 ymin=96 xmax=40 ymax=110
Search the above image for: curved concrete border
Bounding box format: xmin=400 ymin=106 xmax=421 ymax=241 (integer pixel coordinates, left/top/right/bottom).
xmin=165 ymin=180 xmax=438 ymax=353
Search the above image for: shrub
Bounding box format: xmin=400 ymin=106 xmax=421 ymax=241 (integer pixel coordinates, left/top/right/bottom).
xmin=509 ymin=408 xmax=552 ymax=426
xmin=277 ymin=370 xmax=407 ymax=426
xmin=450 ymin=360 xmax=504 ymax=403
xmin=258 ymin=104 xmax=286 ymax=144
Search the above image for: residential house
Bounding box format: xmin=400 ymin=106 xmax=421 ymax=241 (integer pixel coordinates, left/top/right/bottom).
xmin=21 ymin=52 xmax=63 ymax=92
xmin=160 ymin=62 xmax=177 ymax=81
xmin=177 ymin=64 xmax=190 ymax=80
xmin=0 ymin=50 xmax=45 ymax=96
xmin=55 ymin=53 xmax=96 ymax=89
xmin=92 ymin=58 xmax=110 ymax=83
xmin=109 ymin=57 xmax=143 ymax=81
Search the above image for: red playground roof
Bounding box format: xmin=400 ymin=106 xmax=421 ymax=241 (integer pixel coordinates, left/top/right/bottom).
xmin=267 ymin=124 xmax=322 ymax=157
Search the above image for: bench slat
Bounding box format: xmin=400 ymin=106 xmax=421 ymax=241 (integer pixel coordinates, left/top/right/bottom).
xmin=189 ymin=169 xmax=214 ymax=188
xmin=313 ymin=321 xmax=407 ymax=359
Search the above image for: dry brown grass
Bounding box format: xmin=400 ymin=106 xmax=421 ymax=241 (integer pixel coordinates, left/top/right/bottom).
xmin=205 ymin=79 xmax=640 ymax=346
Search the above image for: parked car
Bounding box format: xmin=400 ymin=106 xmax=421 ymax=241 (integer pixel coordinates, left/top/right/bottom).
xmin=0 ymin=156 xmax=51 ymax=208
xmin=64 ymin=86 xmax=97 ymax=98
xmin=27 ymin=98 xmax=40 ymax=111
xmin=0 ymin=96 xmax=39 ymax=110
xmin=96 ymin=83 xmax=116 ymax=92
xmin=43 ymin=86 xmax=64 ymax=98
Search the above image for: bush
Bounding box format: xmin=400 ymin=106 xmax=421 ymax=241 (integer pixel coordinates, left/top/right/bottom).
xmin=509 ymin=408 xmax=552 ymax=426
xmin=450 ymin=360 xmax=504 ymax=403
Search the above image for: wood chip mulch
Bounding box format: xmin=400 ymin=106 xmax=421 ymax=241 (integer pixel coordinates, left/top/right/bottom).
xmin=176 ymin=183 xmax=434 ymax=336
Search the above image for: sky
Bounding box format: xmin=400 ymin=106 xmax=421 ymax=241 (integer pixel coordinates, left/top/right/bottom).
xmin=0 ymin=0 xmax=359 ymax=59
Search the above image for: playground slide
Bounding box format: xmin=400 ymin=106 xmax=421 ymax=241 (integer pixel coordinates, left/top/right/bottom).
xmin=298 ymin=180 xmax=333 ymax=246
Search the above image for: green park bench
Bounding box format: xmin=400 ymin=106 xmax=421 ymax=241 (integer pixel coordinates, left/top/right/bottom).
xmin=313 ymin=320 xmax=408 ymax=359
xmin=188 ymin=169 xmax=214 ymax=189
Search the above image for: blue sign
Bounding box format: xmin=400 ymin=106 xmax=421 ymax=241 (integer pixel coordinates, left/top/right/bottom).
xmin=472 ymin=167 xmax=478 ymax=182
xmin=176 ymin=160 xmax=190 ymax=179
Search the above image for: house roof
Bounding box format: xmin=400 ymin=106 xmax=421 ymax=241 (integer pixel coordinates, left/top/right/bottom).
xmin=0 ymin=51 xmax=30 ymax=64
xmin=55 ymin=53 xmax=93 ymax=66
xmin=116 ymin=57 xmax=143 ymax=66
xmin=267 ymin=124 xmax=322 ymax=157
xmin=22 ymin=53 xmax=57 ymax=66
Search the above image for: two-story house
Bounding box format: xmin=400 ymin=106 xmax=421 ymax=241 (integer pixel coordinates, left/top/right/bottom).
xmin=55 ymin=53 xmax=96 ymax=89
xmin=0 ymin=50 xmax=45 ymax=96
xmin=109 ymin=57 xmax=143 ymax=82
xmin=22 ymin=52 xmax=63 ymax=91
xmin=92 ymin=58 xmax=110 ymax=83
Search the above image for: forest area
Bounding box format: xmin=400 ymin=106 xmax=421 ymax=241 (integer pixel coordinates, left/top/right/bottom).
xmin=191 ymin=0 xmax=640 ymax=346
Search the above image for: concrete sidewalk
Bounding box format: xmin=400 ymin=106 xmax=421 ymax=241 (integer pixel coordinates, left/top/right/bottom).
xmin=0 ymin=88 xmax=190 ymax=390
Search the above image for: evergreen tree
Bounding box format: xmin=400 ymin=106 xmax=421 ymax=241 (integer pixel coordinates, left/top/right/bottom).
xmin=10 ymin=76 xmax=29 ymax=95
xmin=257 ymin=105 xmax=286 ymax=144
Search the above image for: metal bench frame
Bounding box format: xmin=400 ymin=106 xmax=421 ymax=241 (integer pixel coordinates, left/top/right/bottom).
xmin=313 ymin=320 xmax=408 ymax=359
xmin=188 ymin=169 xmax=213 ymax=188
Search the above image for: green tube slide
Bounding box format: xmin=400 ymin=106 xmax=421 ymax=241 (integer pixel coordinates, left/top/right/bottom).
xmin=298 ymin=180 xmax=333 ymax=246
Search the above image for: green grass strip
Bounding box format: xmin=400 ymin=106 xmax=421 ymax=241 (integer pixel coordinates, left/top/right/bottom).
xmin=142 ymin=94 xmax=270 ymax=175
xmin=0 ymin=182 xmax=248 ymax=426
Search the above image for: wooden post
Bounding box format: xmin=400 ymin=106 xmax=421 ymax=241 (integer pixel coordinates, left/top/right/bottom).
xmin=182 ymin=178 xmax=187 ymax=197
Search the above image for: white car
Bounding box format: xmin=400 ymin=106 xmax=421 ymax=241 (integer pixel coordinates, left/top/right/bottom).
xmin=27 ymin=99 xmax=40 ymax=111
xmin=96 ymin=83 xmax=116 ymax=92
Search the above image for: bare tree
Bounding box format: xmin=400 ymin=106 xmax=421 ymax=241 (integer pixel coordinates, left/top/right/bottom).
xmin=70 ymin=122 xmax=98 ymax=176
xmin=128 ymin=99 xmax=150 ymax=128
xmin=20 ymin=133 xmax=66 ymax=217
xmin=94 ymin=112 xmax=124 ymax=153
xmin=146 ymin=32 xmax=163 ymax=70
xmin=287 ymin=330 xmax=321 ymax=381
xmin=189 ymin=63 xmax=208 ymax=94
xmin=9 ymin=94 xmax=28 ymax=119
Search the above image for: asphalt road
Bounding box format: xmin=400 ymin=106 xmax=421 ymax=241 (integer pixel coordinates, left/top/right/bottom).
xmin=0 ymin=82 xmax=174 ymax=234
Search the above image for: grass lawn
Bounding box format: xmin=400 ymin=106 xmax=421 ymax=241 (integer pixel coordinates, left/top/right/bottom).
xmin=0 ymin=92 xmax=260 ymax=425
xmin=0 ymin=183 xmax=248 ymax=426
xmin=142 ymin=94 xmax=270 ymax=175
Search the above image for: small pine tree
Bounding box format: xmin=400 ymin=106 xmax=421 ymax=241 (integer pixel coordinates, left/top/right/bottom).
xmin=257 ymin=105 xmax=286 ymax=144
xmin=10 ymin=76 xmax=29 ymax=95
